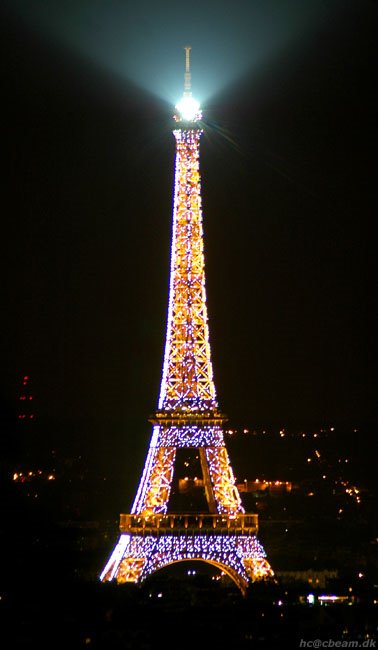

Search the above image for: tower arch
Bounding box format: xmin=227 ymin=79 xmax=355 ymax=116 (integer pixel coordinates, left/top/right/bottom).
xmin=144 ymin=557 xmax=246 ymax=594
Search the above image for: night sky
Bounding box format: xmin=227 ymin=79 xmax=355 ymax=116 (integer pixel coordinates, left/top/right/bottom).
xmin=1 ymin=1 xmax=377 ymax=473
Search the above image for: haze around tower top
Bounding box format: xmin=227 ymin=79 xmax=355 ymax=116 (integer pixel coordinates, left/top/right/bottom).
xmin=6 ymin=0 xmax=340 ymax=107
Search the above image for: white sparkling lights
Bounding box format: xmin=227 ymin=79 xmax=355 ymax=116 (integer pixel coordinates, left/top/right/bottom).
xmin=100 ymin=100 xmax=274 ymax=591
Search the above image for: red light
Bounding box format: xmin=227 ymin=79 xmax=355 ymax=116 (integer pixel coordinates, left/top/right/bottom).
xmin=24 ymin=376 xmax=29 ymax=380
xmin=29 ymin=396 xmax=33 ymax=400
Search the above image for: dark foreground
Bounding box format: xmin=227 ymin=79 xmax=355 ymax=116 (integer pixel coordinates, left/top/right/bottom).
xmin=1 ymin=575 xmax=376 ymax=650
xmin=1 ymin=426 xmax=376 ymax=648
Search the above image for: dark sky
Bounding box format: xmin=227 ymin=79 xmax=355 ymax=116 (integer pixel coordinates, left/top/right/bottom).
xmin=1 ymin=2 xmax=377 ymax=470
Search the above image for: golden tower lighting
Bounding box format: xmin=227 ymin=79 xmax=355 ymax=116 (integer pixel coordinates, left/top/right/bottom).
xmin=100 ymin=48 xmax=273 ymax=593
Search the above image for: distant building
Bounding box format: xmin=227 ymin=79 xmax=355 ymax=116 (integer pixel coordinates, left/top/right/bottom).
xmin=237 ymin=480 xmax=292 ymax=496
xmin=276 ymin=569 xmax=338 ymax=588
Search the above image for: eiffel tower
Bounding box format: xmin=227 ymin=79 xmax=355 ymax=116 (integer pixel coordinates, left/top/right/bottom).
xmin=100 ymin=48 xmax=273 ymax=594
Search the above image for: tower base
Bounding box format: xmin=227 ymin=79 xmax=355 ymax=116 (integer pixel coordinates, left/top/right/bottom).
xmin=100 ymin=533 xmax=273 ymax=595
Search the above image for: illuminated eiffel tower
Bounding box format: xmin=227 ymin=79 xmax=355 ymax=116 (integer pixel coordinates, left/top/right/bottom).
xmin=100 ymin=48 xmax=273 ymax=594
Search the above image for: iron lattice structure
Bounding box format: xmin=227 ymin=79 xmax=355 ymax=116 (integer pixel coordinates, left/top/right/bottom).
xmin=101 ymin=49 xmax=273 ymax=593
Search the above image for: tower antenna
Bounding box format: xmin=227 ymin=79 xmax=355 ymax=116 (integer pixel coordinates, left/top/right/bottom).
xmin=184 ymin=45 xmax=192 ymax=96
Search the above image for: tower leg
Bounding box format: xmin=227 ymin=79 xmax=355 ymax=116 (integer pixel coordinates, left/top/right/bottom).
xmin=199 ymin=448 xmax=217 ymax=513
xmin=205 ymin=447 xmax=243 ymax=513
xmin=132 ymin=433 xmax=176 ymax=515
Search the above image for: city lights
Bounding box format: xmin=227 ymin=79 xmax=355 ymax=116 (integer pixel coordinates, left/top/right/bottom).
xmin=13 ymin=469 xmax=55 ymax=482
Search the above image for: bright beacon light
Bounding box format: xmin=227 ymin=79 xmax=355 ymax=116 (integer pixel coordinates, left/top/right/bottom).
xmin=174 ymin=46 xmax=201 ymax=123
xmin=176 ymin=95 xmax=200 ymax=121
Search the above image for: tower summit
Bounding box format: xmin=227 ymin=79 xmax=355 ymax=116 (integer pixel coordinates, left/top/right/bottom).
xmin=175 ymin=46 xmax=201 ymax=123
xmin=100 ymin=49 xmax=273 ymax=593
